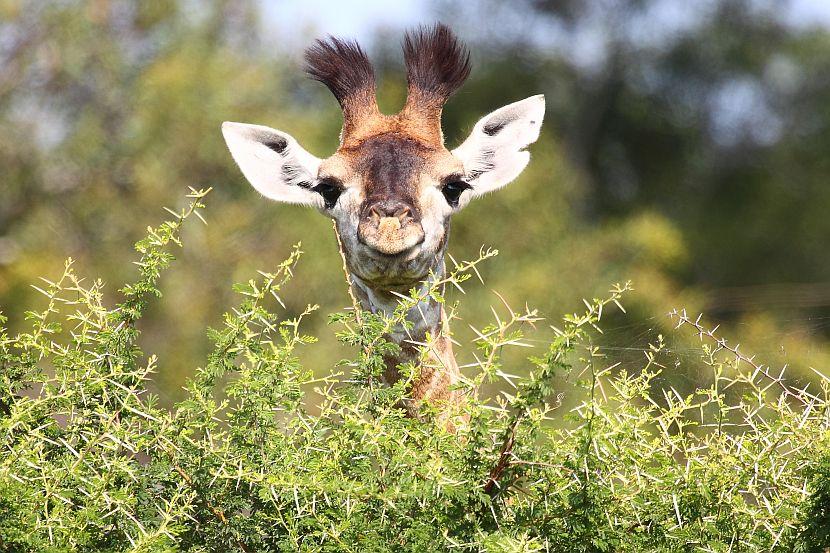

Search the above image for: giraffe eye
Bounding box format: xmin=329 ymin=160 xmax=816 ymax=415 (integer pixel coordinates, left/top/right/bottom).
xmin=313 ymin=179 xmax=343 ymax=209
xmin=441 ymin=180 xmax=471 ymax=208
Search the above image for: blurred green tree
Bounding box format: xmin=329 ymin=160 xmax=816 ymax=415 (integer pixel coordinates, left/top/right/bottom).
xmin=1 ymin=0 xmax=829 ymax=404
xmin=446 ymin=0 xmax=830 ymax=315
xmin=0 ymin=0 xmax=352 ymax=400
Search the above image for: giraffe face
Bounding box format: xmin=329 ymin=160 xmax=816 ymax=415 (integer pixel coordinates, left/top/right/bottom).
xmin=313 ymin=133 xmax=464 ymax=288
xmin=221 ymin=25 xmax=545 ymax=290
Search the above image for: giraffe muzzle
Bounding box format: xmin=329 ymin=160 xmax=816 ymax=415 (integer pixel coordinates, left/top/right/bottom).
xmin=357 ymin=200 xmax=425 ymax=256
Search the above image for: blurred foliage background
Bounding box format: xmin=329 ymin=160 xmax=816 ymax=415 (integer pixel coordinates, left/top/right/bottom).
xmin=2 ymin=0 xmax=829 ymax=405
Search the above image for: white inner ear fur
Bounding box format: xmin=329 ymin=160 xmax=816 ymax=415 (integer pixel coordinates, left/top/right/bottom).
xmin=451 ymin=94 xmax=545 ymax=204
xmin=222 ymin=122 xmax=323 ymax=207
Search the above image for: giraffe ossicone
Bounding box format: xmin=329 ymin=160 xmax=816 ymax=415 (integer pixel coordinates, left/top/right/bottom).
xmin=222 ymin=23 xmax=545 ymax=422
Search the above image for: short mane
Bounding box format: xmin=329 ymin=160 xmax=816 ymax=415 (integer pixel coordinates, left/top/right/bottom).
xmin=403 ymin=23 xmax=471 ymax=106
xmin=304 ymin=37 xmax=377 ymax=111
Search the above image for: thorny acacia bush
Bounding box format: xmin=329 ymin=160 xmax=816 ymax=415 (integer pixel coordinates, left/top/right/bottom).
xmin=1 ymin=190 xmax=829 ymax=552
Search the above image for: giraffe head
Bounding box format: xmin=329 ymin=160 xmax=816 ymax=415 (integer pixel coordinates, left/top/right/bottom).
xmin=222 ymin=24 xmax=544 ymax=290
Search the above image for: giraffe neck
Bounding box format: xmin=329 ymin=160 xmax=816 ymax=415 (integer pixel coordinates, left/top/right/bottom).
xmin=349 ymin=259 xmax=462 ymax=414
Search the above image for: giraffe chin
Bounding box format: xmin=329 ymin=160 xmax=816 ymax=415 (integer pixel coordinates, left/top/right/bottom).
xmin=349 ymin=240 xmax=433 ymax=289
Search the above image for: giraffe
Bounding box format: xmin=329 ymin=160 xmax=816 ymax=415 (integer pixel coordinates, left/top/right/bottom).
xmin=222 ymin=24 xmax=544 ymax=420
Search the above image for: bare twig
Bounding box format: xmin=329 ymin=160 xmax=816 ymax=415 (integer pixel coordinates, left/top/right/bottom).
xmin=332 ymin=220 xmax=362 ymax=325
xmin=669 ymin=308 xmax=807 ymax=405
xmin=483 ymin=418 xmax=519 ymax=496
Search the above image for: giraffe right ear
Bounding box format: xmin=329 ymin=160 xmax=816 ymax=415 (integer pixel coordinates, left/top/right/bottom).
xmin=222 ymin=122 xmax=323 ymax=207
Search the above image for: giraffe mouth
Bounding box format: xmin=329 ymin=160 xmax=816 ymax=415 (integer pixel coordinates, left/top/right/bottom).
xmin=357 ymin=217 xmax=425 ymax=257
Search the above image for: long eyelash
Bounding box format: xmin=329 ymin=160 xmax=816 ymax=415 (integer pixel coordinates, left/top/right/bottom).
xmin=442 ymin=173 xmax=465 ymax=184
xmin=443 ymin=180 xmax=471 ymax=191
xmin=316 ymin=177 xmax=343 ymax=188
xmin=311 ymin=178 xmax=344 ymax=209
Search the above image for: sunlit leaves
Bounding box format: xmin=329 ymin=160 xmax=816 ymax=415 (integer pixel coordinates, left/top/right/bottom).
xmin=0 ymin=196 xmax=828 ymax=551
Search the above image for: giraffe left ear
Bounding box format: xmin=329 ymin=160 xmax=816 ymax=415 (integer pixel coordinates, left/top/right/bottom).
xmin=452 ymin=95 xmax=545 ymax=200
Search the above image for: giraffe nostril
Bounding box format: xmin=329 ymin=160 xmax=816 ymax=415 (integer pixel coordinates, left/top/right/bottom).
xmin=368 ymin=205 xmax=382 ymax=224
xmin=394 ymin=206 xmax=412 ymax=224
xmin=367 ymin=201 xmax=414 ymax=225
